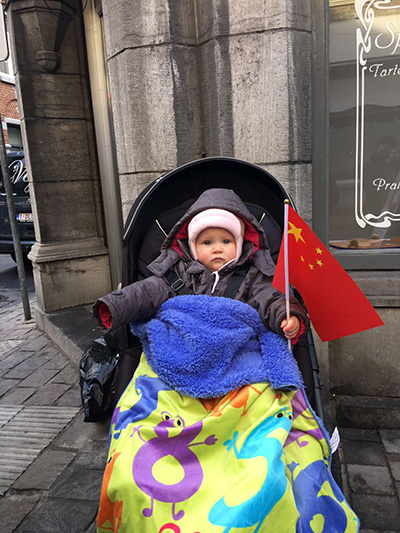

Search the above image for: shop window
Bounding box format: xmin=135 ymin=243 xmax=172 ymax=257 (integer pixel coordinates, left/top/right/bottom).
xmin=329 ymin=0 xmax=400 ymax=266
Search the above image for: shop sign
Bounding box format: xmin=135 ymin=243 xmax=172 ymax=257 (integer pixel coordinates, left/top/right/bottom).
xmin=355 ymin=0 xmax=400 ymax=231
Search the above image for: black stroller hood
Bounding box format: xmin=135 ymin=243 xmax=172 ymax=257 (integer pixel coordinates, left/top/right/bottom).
xmin=115 ymin=157 xmax=322 ymax=421
xmin=122 ymin=157 xmax=294 ymax=287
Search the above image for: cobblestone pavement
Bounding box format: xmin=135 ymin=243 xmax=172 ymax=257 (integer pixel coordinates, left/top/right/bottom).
xmin=0 ymin=289 xmax=109 ymax=533
xmin=1 ymin=286 xmax=400 ymax=532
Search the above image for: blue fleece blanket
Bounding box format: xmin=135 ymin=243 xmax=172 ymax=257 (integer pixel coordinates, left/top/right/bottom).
xmin=131 ymin=295 xmax=303 ymax=398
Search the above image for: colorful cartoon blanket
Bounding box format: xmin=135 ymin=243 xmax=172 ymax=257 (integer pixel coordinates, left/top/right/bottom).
xmin=97 ymin=296 xmax=359 ymax=533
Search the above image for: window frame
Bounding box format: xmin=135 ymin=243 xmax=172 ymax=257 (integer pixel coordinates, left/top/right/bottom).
xmin=312 ymin=0 xmax=400 ymax=270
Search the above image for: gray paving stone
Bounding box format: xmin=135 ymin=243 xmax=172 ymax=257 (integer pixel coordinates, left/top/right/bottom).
xmin=49 ymin=464 xmax=103 ymax=501
xmin=347 ymin=464 xmax=395 ymax=496
xmin=0 ymin=377 xmax=20 ymax=397
xmin=54 ymin=383 xmax=82 ymax=407
xmin=15 ymin=498 xmax=98 ymax=533
xmin=339 ymin=428 xmax=380 ymax=442
xmin=85 ymin=521 xmax=97 ymax=533
xmin=0 ymin=386 xmax=37 ymax=405
xmin=380 ymin=429 xmax=400 ymax=454
xmin=74 ymin=440 xmax=108 ymax=470
xmin=18 ymin=367 xmax=60 ymax=388
xmin=352 ymin=493 xmax=400 ymax=531
xmin=0 ymin=493 xmax=40 ymax=533
xmin=50 ymin=364 xmax=78 ymax=385
xmin=0 ymin=350 xmax=34 ymax=370
xmin=341 ymin=439 xmax=387 ymax=466
xmin=12 ymin=449 xmax=76 ymax=490
xmin=388 ymin=454 xmax=400 ymax=481
xmin=3 ymin=366 xmax=35 ymax=379
xmin=52 ymin=413 xmax=109 ymax=449
xmin=19 ymin=335 xmax=51 ymax=353
xmin=7 ymin=353 xmax=48 ymax=372
xmin=23 ymin=382 xmax=71 ymax=406
xmin=41 ymin=355 xmax=69 ymax=371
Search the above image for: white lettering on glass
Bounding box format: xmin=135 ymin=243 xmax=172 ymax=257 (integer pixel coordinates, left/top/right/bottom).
xmin=354 ymin=0 xmax=400 ymax=228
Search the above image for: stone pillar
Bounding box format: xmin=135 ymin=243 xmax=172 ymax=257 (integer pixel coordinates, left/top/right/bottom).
xmin=101 ymin=0 xmax=203 ymax=221
xmin=7 ymin=0 xmax=111 ymax=312
xmin=196 ymin=0 xmax=313 ymax=220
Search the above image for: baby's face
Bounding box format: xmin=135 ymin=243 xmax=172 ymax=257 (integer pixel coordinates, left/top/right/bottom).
xmin=195 ymin=227 xmax=236 ymax=271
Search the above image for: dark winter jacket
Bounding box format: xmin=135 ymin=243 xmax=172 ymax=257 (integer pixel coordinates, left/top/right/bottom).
xmin=93 ymin=188 xmax=309 ymax=338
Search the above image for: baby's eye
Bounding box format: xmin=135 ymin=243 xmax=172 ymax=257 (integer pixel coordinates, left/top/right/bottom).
xmin=223 ymin=239 xmax=231 ymax=244
xmin=204 ymin=240 xmax=211 ymax=245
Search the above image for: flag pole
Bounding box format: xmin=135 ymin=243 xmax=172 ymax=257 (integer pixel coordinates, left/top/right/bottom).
xmin=283 ymin=199 xmax=291 ymax=352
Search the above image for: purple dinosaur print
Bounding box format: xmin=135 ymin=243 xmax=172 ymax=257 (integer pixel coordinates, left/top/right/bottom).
xmin=284 ymin=391 xmax=325 ymax=448
xmin=111 ymin=375 xmax=172 ymax=440
xmin=132 ymin=412 xmax=217 ymax=521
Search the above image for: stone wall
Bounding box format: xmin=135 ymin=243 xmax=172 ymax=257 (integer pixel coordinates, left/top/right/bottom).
xmin=101 ymin=0 xmax=313 ymax=221
xmin=7 ymin=0 xmax=111 ymax=312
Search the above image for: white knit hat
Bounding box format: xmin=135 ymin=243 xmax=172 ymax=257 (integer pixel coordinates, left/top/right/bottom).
xmin=187 ymin=208 xmax=244 ymax=262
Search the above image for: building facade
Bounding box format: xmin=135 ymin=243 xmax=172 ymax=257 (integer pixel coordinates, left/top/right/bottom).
xmin=5 ymin=0 xmax=399 ymax=402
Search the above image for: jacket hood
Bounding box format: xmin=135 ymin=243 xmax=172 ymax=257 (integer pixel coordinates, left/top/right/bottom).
xmin=149 ymin=188 xmax=276 ymax=276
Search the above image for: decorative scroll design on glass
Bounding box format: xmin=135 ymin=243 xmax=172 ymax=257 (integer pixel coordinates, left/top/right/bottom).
xmin=355 ymin=0 xmax=400 ymax=229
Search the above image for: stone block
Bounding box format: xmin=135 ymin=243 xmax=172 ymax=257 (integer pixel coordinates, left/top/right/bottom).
xmin=50 ymin=365 xmax=77 ymax=386
xmin=330 ymin=308 xmax=400 ymax=397
xmin=49 ymin=464 xmax=103 ymax=501
xmin=51 ymin=413 xmax=109 ymax=449
xmin=16 ymin=72 xmax=85 ymax=120
xmin=380 ymin=430 xmax=400 ymax=455
xmin=335 ymin=395 xmax=400 ymax=430
xmin=74 ymin=440 xmax=108 ymax=470
xmin=18 ymin=368 xmax=59 ymax=388
xmin=119 ymin=172 xmax=160 ymax=223
xmin=388 ymin=455 xmax=400 ymax=481
xmin=261 ymin=163 xmax=313 ymax=223
xmin=0 ymin=377 xmax=19 ymax=397
xmin=103 ymin=0 xmax=170 ymax=56
xmin=228 ymin=31 xmax=311 ymax=164
xmin=196 ymin=0 xmax=311 ymax=43
xmin=9 ymin=6 xmax=85 ymax=75
xmin=341 ymin=439 xmax=387 ymax=466
xmin=199 ymin=39 xmax=235 ymax=157
xmin=0 ymin=493 xmax=40 ymax=533
xmin=15 ymin=498 xmax=98 ymax=533
xmin=339 ymin=428 xmax=380 ymax=442
xmin=0 ymin=387 xmax=37 ymax=405
xmin=32 ymin=254 xmax=111 ymax=313
xmin=110 ymin=44 xmax=203 ymax=178
xmin=30 ymin=175 xmax=100 ymax=238
xmin=12 ymin=449 xmax=75 ymax=490
xmin=24 ymin=383 xmax=70 ymax=406
xmin=351 ymin=494 xmax=400 ymax=531
xmin=0 ymin=350 xmax=33 ymax=371
xmin=54 ymin=383 xmax=81 ymax=408
xmin=22 ymin=118 xmax=94 ymax=183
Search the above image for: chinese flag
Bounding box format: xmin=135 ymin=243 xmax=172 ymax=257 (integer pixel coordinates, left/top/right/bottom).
xmin=272 ymin=206 xmax=384 ymax=341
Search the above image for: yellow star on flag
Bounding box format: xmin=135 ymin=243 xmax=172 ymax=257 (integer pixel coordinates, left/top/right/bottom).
xmin=316 ymin=247 xmax=323 ymax=255
xmin=300 ymin=256 xmax=305 ymax=262
xmin=308 ymin=263 xmax=314 ymax=270
xmin=316 ymin=260 xmax=323 ymax=267
xmin=288 ymin=222 xmax=306 ymax=244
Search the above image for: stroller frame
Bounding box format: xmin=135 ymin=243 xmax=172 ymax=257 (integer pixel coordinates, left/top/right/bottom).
xmin=116 ymin=156 xmax=324 ymax=419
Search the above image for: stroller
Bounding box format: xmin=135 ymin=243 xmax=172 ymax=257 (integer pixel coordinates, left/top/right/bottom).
xmin=114 ymin=156 xmax=323 ymax=419
xmin=96 ymin=157 xmax=359 ymax=533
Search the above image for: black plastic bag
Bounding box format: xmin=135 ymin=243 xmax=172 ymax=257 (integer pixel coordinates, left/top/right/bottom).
xmin=79 ymin=334 xmax=119 ymax=422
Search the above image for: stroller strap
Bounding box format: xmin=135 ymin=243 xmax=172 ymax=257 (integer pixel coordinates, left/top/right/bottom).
xmin=164 ymin=263 xmax=251 ymax=299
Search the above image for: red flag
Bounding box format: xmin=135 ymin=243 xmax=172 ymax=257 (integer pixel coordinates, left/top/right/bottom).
xmin=272 ymin=205 xmax=384 ymax=341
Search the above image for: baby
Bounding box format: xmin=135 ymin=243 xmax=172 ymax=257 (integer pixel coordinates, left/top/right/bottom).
xmin=94 ymin=188 xmax=307 ymax=343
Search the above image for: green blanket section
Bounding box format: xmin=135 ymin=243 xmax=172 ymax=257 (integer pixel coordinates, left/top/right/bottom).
xmin=97 ymin=356 xmax=359 ymax=533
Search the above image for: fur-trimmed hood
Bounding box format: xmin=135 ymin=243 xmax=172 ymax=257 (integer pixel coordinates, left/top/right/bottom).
xmin=148 ymin=188 xmax=276 ymax=277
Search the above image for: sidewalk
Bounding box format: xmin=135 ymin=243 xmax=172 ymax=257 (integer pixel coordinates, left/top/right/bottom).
xmin=0 ymin=286 xmax=400 ymax=532
xmin=0 ymin=289 xmax=109 ymax=533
